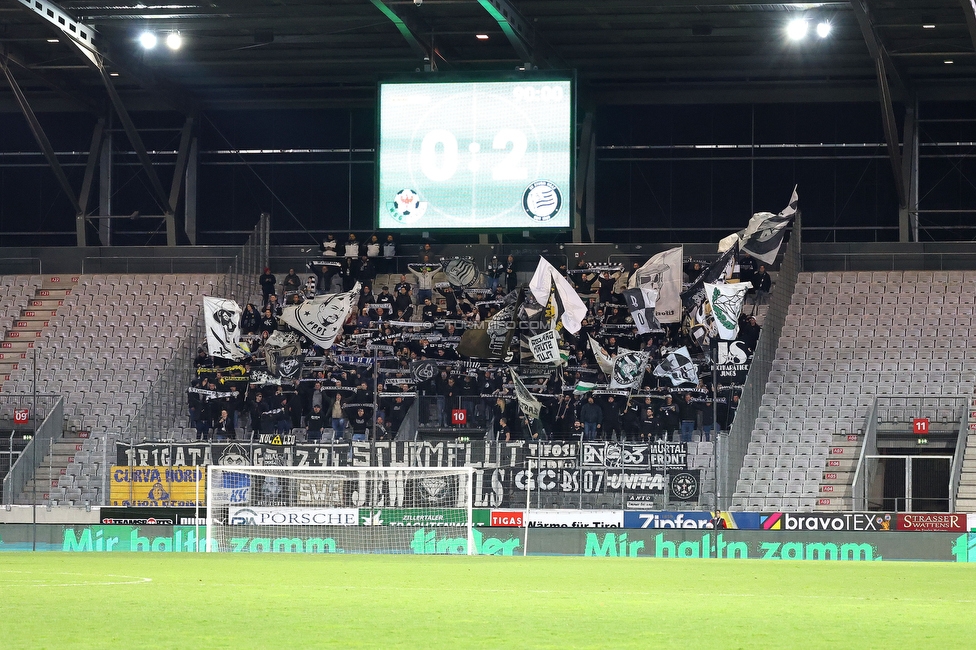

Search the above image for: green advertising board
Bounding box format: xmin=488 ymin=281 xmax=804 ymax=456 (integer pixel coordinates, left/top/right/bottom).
xmin=1 ymin=525 xmax=975 ymax=562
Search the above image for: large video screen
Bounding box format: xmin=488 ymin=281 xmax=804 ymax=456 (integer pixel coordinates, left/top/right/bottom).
xmin=377 ymin=78 xmax=572 ymax=230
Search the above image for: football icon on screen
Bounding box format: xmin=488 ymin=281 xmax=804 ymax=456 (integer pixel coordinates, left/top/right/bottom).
xmin=388 ymin=188 xmax=428 ymax=223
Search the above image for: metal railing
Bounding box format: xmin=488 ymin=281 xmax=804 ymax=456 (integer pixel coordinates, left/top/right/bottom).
xmin=1 ymin=395 xmax=64 ymax=505
xmin=851 ymin=398 xmax=881 ymax=511
xmin=126 ymin=213 xmax=270 ymax=442
xmin=81 ymin=256 xmax=238 ymax=274
xmin=0 ymin=257 xmax=43 ymax=274
xmin=852 ymin=395 xmax=966 ymax=511
xmin=802 ymin=248 xmax=976 ymax=273
xmin=719 ymin=213 xmax=803 ymax=508
xmin=949 ymin=401 xmax=969 ymax=512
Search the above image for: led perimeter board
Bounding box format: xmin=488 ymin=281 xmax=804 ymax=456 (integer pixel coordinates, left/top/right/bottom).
xmin=377 ymin=77 xmax=573 ymax=230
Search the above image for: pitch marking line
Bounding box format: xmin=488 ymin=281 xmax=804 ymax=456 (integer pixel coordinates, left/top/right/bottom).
xmin=0 ymin=570 xmax=152 ymax=587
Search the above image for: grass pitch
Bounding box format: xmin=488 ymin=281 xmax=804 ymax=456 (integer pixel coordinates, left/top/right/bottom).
xmin=0 ymin=554 xmax=973 ymax=649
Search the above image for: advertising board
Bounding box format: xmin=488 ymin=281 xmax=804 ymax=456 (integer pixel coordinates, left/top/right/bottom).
xmin=760 ymin=512 xmax=894 ymax=532
xmin=895 ymin=513 xmax=968 ymax=532
xmin=1 ymin=525 xmax=976 ymax=561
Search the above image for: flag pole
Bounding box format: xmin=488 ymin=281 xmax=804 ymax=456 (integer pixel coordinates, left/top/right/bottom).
xmin=712 ymin=345 xmax=721 ymax=511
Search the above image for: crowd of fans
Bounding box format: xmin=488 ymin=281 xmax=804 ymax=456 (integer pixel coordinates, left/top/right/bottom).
xmin=189 ymin=234 xmax=767 ymax=445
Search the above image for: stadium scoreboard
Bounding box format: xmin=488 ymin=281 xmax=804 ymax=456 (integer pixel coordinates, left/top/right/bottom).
xmin=377 ymin=77 xmax=573 ymax=230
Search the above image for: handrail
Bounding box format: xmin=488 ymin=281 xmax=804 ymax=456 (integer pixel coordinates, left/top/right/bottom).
xmin=1 ymin=396 xmax=63 ymax=506
xmin=802 ymin=250 xmax=976 ymax=272
xmin=950 ymin=403 xmax=969 ymax=512
xmin=0 ymin=257 xmax=43 ymax=274
xmin=81 ymin=256 xmax=238 ymax=274
xmin=851 ymin=398 xmax=879 ymax=511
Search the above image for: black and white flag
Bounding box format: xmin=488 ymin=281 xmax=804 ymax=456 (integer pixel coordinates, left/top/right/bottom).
xmin=719 ymin=186 xmax=797 ymax=264
xmin=510 ymin=368 xmax=542 ymax=420
xmin=528 ymin=328 xmax=565 ymax=365
xmin=458 ymin=288 xmax=524 ymax=360
xmin=279 ymin=282 xmax=360 ymax=349
xmin=681 ymin=242 xmax=738 ymax=315
xmin=203 ymin=297 xmax=245 ymax=361
xmin=628 ymin=246 xmax=682 ymax=324
xmin=610 ymin=350 xmax=649 ymax=390
xmin=529 ymin=256 xmax=587 ymax=334
xmin=410 ymin=359 xmax=439 ymax=385
xmin=622 ymin=287 xmax=659 ymax=334
xmin=653 ymin=346 xmax=699 ymax=387
xmin=442 ymin=257 xmax=480 ymax=288
xmin=267 ymin=351 xmax=304 ymax=380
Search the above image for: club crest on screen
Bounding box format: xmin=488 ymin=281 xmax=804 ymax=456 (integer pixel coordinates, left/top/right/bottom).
xmin=388 ymin=188 xmax=428 ymax=224
xmin=523 ymin=180 xmax=562 ymax=221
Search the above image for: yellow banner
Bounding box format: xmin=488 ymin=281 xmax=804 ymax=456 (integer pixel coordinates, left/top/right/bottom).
xmin=109 ymin=466 xmax=206 ymax=507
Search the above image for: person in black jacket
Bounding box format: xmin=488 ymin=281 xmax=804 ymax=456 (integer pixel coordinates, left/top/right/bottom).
xmin=259 ymin=309 xmax=277 ymax=337
xmin=553 ymin=394 xmax=576 ymax=439
xmin=248 ymin=391 xmax=268 ymax=438
xmin=282 ymin=268 xmax=302 ymax=295
xmin=306 ymin=404 xmax=325 ymax=442
xmin=505 ymin=255 xmax=519 ymax=292
xmin=259 ymin=267 xmax=276 ymax=304
xmin=351 ymin=408 xmax=370 ymax=441
xmin=240 ymin=303 xmax=260 ymax=335
xmin=678 ymin=393 xmax=700 ymax=443
xmin=579 ymin=396 xmax=603 ymax=442
xmin=601 ymin=395 xmax=623 ymax=441
xmin=213 ymin=409 xmax=236 ymax=440
xmin=657 ymin=394 xmax=680 ymax=442
xmin=621 ymin=398 xmax=642 ymax=442
xmin=486 ymin=256 xmax=504 ymax=294
xmin=639 ymin=407 xmax=662 ymax=442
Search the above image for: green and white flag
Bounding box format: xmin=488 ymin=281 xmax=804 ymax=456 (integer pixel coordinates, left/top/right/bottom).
xmin=704 ymin=282 xmax=751 ymax=340
xmin=610 ymin=350 xmax=649 ymax=390
xmin=573 ymin=381 xmax=597 ymax=395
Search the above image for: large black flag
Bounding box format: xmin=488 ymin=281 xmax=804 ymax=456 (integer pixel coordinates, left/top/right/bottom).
xmin=457 ymin=288 xmax=524 ymax=361
xmin=680 ymin=242 xmax=738 ymax=314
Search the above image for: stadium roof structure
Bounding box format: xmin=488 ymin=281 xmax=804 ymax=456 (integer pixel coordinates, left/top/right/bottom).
xmin=1 ymin=0 xmax=975 ymax=113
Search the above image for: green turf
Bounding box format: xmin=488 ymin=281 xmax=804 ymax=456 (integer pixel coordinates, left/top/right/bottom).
xmin=0 ymin=553 xmax=973 ymax=649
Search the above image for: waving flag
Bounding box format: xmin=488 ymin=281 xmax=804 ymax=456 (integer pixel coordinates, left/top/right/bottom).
xmin=529 ymin=256 xmax=587 ymax=334
xmin=203 ymin=297 xmax=244 ymax=360
xmin=654 ymin=347 xmax=699 ymax=387
xmin=629 ymin=246 xmax=682 ymax=324
xmin=458 ymin=288 xmax=524 ymax=360
xmin=622 ymin=286 xmax=659 ymax=334
xmin=704 ymin=282 xmax=751 ymax=340
xmin=610 ymin=350 xmax=649 ymax=390
xmin=280 ymin=282 xmax=360 ymax=349
xmin=510 ymin=369 xmax=542 ymax=420
xmin=719 ymin=186 xmax=797 ymax=264
xmin=588 ymin=335 xmax=614 ymax=377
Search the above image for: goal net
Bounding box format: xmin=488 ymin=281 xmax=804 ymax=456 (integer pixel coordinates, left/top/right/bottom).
xmin=206 ymin=466 xmax=474 ymax=554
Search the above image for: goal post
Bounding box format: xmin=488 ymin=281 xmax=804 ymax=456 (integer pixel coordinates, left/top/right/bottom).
xmin=205 ymin=466 xmax=475 ymax=555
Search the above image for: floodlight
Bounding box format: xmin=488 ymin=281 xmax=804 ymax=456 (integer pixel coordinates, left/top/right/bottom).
xmin=816 ymin=21 xmax=832 ymax=38
xmin=786 ymin=19 xmax=808 ymax=40
xmin=166 ymin=32 xmax=182 ymax=50
xmin=139 ymin=31 xmax=157 ymax=49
